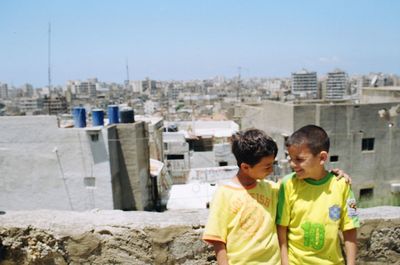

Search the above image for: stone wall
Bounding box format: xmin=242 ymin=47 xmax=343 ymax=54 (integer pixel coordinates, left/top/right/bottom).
xmin=0 ymin=207 xmax=399 ymax=265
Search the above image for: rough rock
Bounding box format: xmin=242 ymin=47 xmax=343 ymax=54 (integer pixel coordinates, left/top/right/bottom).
xmin=0 ymin=207 xmax=399 ymax=264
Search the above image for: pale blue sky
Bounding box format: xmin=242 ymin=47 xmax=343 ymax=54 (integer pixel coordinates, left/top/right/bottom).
xmin=0 ymin=0 xmax=399 ymax=87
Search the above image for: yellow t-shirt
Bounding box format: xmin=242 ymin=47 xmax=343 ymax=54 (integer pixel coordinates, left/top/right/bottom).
xmin=203 ymin=179 xmax=281 ymax=265
xmin=276 ymin=172 xmax=360 ymax=265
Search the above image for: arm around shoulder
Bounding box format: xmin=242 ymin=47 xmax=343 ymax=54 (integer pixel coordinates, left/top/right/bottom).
xmin=343 ymin=228 xmax=357 ymax=265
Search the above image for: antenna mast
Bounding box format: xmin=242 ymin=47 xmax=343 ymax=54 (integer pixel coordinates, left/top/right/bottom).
xmin=237 ymin=66 xmax=241 ymax=102
xmin=48 ymin=22 xmax=52 ymax=92
xmin=125 ymin=58 xmax=130 ymax=90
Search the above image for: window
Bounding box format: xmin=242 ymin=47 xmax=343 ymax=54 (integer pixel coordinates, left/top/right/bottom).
xmin=164 ymin=142 xmax=168 ymax=150
xmin=330 ymin=155 xmax=339 ymax=162
xmin=84 ymin=177 xmax=96 ymax=188
xmin=90 ymin=134 xmax=99 ymax=142
xmin=219 ymin=161 xmax=228 ymax=166
xmin=362 ymin=138 xmax=374 ymax=151
xmin=359 ymin=188 xmax=373 ymax=200
xmin=166 ymin=154 xmax=184 ymax=160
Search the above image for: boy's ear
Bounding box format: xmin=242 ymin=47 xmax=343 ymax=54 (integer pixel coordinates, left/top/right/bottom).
xmin=319 ymin=151 xmax=328 ymax=165
xmin=240 ymin=162 xmax=251 ymax=172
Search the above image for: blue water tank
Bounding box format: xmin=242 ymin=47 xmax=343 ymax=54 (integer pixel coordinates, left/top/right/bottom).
xmin=108 ymin=105 xmax=119 ymax=124
xmin=120 ymin=107 xmax=135 ymax=123
xmin=92 ymin=109 xmax=104 ymax=126
xmin=73 ymin=107 xmax=86 ymax=128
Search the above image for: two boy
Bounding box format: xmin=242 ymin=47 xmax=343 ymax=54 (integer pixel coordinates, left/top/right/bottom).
xmin=203 ymin=125 xmax=359 ymax=264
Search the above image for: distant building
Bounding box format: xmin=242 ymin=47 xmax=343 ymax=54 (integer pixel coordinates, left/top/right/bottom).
xmin=18 ymin=97 xmax=44 ymax=114
xmin=67 ymin=79 xmax=97 ymax=98
xmin=43 ymin=95 xmax=68 ymax=115
xmin=0 ymin=83 xmax=8 ymax=99
xmin=291 ymin=69 xmax=318 ymax=99
xmin=326 ymin=69 xmax=348 ymax=100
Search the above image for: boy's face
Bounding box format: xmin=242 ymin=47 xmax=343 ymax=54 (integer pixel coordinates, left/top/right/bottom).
xmin=245 ymin=155 xmax=275 ymax=180
xmin=287 ymin=144 xmax=326 ymax=180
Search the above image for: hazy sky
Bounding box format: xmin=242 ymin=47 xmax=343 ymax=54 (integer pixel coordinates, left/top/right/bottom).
xmin=1 ymin=0 xmax=399 ymax=87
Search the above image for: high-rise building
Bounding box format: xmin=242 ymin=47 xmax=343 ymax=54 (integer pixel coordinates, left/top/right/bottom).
xmin=291 ymin=69 xmax=318 ymax=99
xmin=326 ymin=69 xmax=348 ymax=99
xmin=0 ymin=83 xmax=8 ymax=99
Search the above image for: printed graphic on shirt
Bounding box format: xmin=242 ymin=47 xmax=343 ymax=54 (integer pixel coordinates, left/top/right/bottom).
xmin=231 ymin=194 xmax=267 ymax=238
xmin=347 ymin=198 xmax=358 ymax=218
xmin=301 ymin=221 xmax=325 ymax=250
xmin=329 ymin=205 xmax=341 ymax=221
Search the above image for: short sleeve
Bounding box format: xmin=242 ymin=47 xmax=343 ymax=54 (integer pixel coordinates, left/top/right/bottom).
xmin=202 ymin=187 xmax=230 ymax=244
xmin=340 ymin=185 xmax=360 ymax=231
xmin=276 ymin=178 xmax=291 ymax=226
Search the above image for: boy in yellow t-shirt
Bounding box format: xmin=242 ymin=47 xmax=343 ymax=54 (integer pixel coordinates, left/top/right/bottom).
xmin=203 ymin=129 xmax=281 ymax=265
xmin=276 ymin=125 xmax=359 ymax=265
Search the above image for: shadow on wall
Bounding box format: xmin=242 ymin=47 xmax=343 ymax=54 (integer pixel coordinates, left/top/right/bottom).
xmin=86 ymin=130 xmax=108 ymax=164
xmin=107 ymin=126 xmax=136 ymax=210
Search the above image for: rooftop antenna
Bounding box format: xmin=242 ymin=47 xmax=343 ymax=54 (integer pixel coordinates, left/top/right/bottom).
xmin=48 ymin=22 xmax=52 ymax=93
xmin=125 ymin=58 xmax=130 ymax=90
xmin=237 ymin=66 xmax=242 ymax=102
xmin=47 ymin=22 xmax=52 ymax=115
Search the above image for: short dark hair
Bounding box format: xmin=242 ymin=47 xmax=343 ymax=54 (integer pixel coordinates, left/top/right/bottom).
xmin=286 ymin=125 xmax=330 ymax=155
xmin=231 ymin=129 xmax=278 ymax=167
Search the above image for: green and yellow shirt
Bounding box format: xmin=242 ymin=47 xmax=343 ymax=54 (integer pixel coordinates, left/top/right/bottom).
xmin=276 ymin=172 xmax=360 ymax=265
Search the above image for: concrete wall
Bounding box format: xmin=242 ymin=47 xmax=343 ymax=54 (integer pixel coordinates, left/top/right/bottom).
xmin=0 ymin=207 xmax=399 ymax=265
xmin=240 ymin=101 xmax=400 ymax=203
xmin=241 ymin=101 xmax=294 ymax=160
xmin=108 ymin=122 xmax=152 ymax=211
xmin=0 ymin=116 xmax=113 ymax=211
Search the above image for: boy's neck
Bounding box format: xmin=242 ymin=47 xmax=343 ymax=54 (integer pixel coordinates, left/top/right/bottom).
xmin=234 ymin=170 xmax=256 ymax=187
xmin=309 ymin=168 xmax=329 ymax=181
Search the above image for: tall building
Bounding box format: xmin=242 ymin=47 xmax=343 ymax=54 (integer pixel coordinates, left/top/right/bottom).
xmin=0 ymin=83 xmax=8 ymax=99
xmin=326 ymin=69 xmax=348 ymax=100
xmin=291 ymin=69 xmax=318 ymax=99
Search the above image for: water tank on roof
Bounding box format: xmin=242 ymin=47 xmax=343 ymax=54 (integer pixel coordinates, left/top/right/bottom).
xmin=108 ymin=105 xmax=119 ymax=124
xmin=120 ymin=107 xmax=135 ymax=123
xmin=92 ymin=109 xmax=104 ymax=126
xmin=73 ymin=107 xmax=86 ymax=128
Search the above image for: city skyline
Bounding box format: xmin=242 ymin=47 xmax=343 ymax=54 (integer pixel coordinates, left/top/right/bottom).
xmin=1 ymin=0 xmax=399 ymax=87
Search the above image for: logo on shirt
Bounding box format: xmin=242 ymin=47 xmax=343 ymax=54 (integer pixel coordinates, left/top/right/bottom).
xmin=329 ymin=205 xmax=341 ymax=221
xmin=347 ymin=198 xmax=358 ymax=218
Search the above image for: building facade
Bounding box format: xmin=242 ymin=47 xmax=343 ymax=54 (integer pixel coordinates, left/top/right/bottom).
xmin=241 ymin=100 xmax=400 ymax=205
xmin=291 ymin=69 xmax=318 ymax=99
xmin=326 ymin=69 xmax=348 ymax=100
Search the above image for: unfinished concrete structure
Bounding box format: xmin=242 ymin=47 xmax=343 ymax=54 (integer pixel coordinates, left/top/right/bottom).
xmin=361 ymin=86 xmax=400 ymax=103
xmin=0 ymin=115 xmax=153 ymax=211
xmin=241 ymin=100 xmax=400 ymax=204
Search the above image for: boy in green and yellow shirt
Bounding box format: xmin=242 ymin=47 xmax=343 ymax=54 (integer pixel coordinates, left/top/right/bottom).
xmin=277 ymin=125 xmax=359 ymax=265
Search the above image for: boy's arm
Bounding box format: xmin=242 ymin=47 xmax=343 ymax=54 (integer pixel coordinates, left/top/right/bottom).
xmin=277 ymin=225 xmax=289 ymax=265
xmin=212 ymin=241 xmax=229 ymax=265
xmin=343 ymin=229 xmax=357 ymax=265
